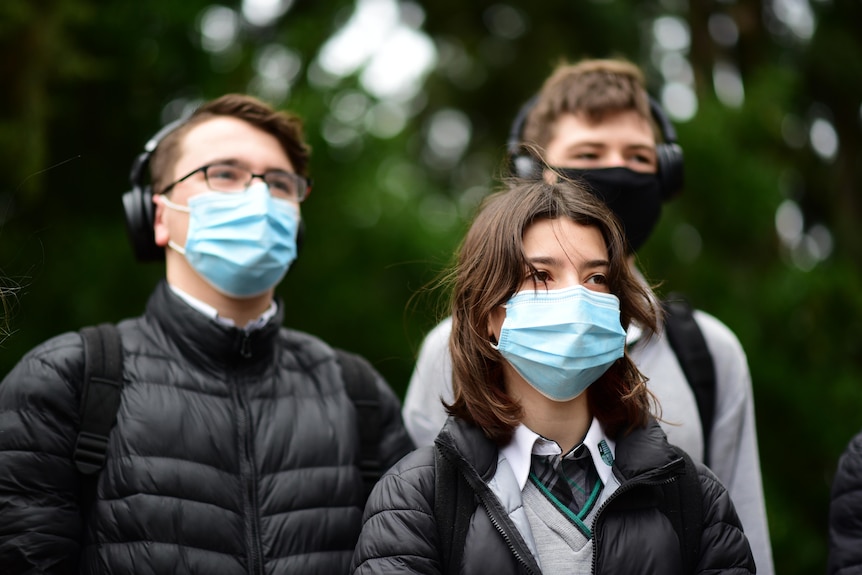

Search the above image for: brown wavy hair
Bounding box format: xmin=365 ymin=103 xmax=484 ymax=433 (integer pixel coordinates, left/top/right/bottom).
xmin=149 ymin=94 xmax=310 ymax=195
xmin=445 ymin=178 xmax=659 ymax=445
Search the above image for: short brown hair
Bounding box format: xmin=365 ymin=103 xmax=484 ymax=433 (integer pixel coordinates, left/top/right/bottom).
xmin=445 ymin=178 xmax=658 ymax=445
xmin=149 ymin=94 xmax=310 ymax=194
xmin=521 ymin=58 xmax=656 ymax=154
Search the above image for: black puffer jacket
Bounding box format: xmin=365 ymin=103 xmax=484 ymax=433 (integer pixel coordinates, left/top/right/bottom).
xmin=827 ymin=429 xmax=862 ymax=575
xmin=0 ymin=281 xmax=414 ymax=575
xmin=351 ymin=416 xmax=754 ymax=574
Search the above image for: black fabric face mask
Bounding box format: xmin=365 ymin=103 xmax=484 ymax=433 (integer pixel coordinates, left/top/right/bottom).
xmin=555 ymin=167 xmax=664 ymax=253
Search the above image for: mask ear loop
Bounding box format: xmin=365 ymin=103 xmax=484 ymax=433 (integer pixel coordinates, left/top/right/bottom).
xmin=488 ymin=298 xmax=510 ymax=346
xmin=158 ymin=194 xmax=191 ymax=213
xmin=155 ymin=195 xmax=190 ymax=255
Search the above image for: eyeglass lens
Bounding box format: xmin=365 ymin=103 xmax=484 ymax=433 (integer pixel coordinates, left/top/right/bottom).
xmin=204 ymin=164 xmax=306 ymax=201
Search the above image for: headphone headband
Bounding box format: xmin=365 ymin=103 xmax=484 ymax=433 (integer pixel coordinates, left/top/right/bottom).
xmin=128 ymin=118 xmax=189 ymax=197
xmin=506 ymin=95 xmax=539 ymax=159
xmin=648 ymin=96 xmax=677 ymax=144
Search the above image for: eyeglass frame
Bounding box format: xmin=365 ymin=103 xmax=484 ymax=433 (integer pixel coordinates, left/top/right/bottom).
xmin=160 ymin=162 xmax=312 ymax=202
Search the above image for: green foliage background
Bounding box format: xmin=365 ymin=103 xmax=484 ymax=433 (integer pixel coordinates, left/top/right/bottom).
xmin=2 ymin=1 xmax=861 ymax=572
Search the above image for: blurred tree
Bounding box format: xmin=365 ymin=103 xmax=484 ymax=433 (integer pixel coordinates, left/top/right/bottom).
xmin=1 ymin=0 xmax=860 ymax=572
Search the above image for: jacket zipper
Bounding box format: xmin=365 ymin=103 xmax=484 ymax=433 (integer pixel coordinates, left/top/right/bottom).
xmin=441 ymin=441 xmax=540 ymax=575
xmin=590 ymin=463 xmax=682 ymax=574
xmin=240 ymin=332 xmax=252 ymax=359
xmin=479 ymin=496 xmax=541 ymax=575
xmin=232 ymin=335 xmax=264 ymax=575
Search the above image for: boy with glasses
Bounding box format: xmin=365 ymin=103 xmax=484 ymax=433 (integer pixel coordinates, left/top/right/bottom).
xmin=0 ymin=93 xmax=413 ymax=574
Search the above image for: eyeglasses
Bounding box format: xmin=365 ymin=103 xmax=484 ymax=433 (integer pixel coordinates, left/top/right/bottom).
xmin=161 ymin=163 xmax=311 ymax=202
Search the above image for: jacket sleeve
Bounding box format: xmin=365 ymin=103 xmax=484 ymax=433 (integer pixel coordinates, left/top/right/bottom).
xmin=0 ymin=333 xmax=85 ymax=574
xmin=694 ymin=465 xmax=756 ymax=574
xmin=402 ymin=318 xmax=454 ymax=448
xmin=695 ymin=310 xmax=774 ymax=575
xmin=350 ymin=448 xmax=441 ymax=575
xmin=827 ymin=430 xmax=862 ymax=575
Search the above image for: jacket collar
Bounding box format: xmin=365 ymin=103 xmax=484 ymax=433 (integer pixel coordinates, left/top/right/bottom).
xmin=434 ymin=417 xmax=500 ymax=482
xmin=436 ymin=416 xmax=684 ymax=486
xmin=613 ymin=419 xmax=685 ymax=481
xmin=168 ymin=284 xmax=278 ymax=330
xmin=146 ymin=280 xmax=283 ymax=369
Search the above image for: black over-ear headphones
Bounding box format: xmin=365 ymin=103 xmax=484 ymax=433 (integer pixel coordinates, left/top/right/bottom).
xmin=122 ymin=117 xmax=307 ymax=262
xmin=122 ymin=118 xmax=188 ymax=262
xmin=506 ymin=94 xmax=685 ymax=200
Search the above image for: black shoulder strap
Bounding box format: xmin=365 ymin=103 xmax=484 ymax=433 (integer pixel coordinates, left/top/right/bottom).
xmin=662 ymin=446 xmax=703 ymax=573
xmin=335 ymin=348 xmax=382 ymax=500
xmin=662 ymin=293 xmax=717 ymax=467
xmin=74 ymin=323 xmax=124 ymax=475
xmin=433 ymin=444 xmax=472 ymax=573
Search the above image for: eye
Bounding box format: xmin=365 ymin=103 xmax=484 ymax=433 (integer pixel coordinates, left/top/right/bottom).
xmin=574 ymin=151 xmax=599 ymax=160
xmin=207 ymin=164 xmax=244 ymax=183
xmin=584 ymin=273 xmax=610 ymax=291
xmin=627 ymin=151 xmax=657 ymax=171
xmin=266 ymin=172 xmax=301 ymax=199
xmin=564 ymin=151 xmax=601 ymax=167
xmin=526 ymin=269 xmax=551 ymax=286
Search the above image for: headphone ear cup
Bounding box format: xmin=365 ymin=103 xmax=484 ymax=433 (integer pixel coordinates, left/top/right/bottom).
xmin=507 ymin=95 xmax=542 ymax=179
xmin=123 ymin=118 xmax=190 ymax=262
xmin=648 ymin=96 xmax=685 ymax=200
xmin=656 ymin=142 xmax=684 ymax=200
xmin=510 ymin=152 xmax=542 ymax=179
xmin=122 ymin=183 xmax=164 ymax=262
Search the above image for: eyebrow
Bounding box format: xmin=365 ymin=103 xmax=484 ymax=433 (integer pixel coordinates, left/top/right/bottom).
xmin=527 ymin=256 xmax=559 ymax=267
xmin=207 ymin=157 xmax=242 ymax=167
xmin=207 ymin=158 xmax=292 ymax=174
xmin=562 ymin=142 xmax=656 ymax=153
xmin=581 ymin=258 xmax=610 ymax=269
xmin=526 ymin=256 xmax=610 ymax=270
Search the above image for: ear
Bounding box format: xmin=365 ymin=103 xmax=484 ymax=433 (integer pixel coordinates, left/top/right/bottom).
xmin=152 ymin=195 xmax=170 ymax=247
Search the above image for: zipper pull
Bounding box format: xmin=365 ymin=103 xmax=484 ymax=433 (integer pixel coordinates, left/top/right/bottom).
xmin=240 ymin=333 xmax=252 ymax=359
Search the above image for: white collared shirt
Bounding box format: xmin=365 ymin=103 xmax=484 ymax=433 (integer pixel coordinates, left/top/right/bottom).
xmin=500 ymin=417 xmax=621 ymax=507
xmin=168 ymin=284 xmax=277 ymax=331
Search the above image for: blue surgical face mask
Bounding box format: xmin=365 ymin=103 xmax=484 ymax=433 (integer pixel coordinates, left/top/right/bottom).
xmin=161 ymin=182 xmax=299 ymax=298
xmin=493 ymin=285 xmax=627 ymax=401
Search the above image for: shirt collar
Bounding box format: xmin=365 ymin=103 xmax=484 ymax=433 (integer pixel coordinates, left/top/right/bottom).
xmin=168 ymin=284 xmax=278 ymax=331
xmin=501 ymin=417 xmax=617 ymax=491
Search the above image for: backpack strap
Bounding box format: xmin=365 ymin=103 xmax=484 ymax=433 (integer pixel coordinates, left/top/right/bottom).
xmin=662 ymin=446 xmax=704 ymax=573
xmin=74 ymin=323 xmax=124 ymax=475
xmin=433 ymin=443 xmax=472 ymax=573
xmin=662 ymin=293 xmax=717 ymax=467
xmin=335 ymin=348 xmax=382 ymax=500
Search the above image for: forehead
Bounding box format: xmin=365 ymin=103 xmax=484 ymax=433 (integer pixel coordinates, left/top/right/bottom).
xmin=522 ymin=217 xmax=608 ymax=260
xmin=548 ymin=110 xmax=655 ymax=148
xmin=174 ymin=116 xmax=292 ymax=174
